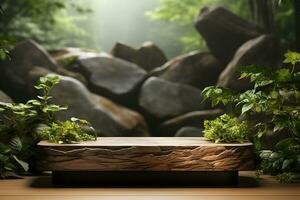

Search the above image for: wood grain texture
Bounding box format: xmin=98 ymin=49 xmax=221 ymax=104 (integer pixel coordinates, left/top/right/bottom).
xmin=38 ymin=137 xmax=254 ymax=171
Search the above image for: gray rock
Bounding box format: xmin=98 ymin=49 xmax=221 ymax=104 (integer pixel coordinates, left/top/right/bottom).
xmin=0 ymin=90 xmax=13 ymax=103
xmin=50 ymin=75 xmax=149 ymax=137
xmin=50 ymin=47 xmax=99 ymax=70
xmin=50 ymin=47 xmax=99 ymax=85
xmin=217 ymin=35 xmax=282 ymax=91
xmin=195 ymin=6 xmax=263 ymax=64
xmin=51 ymin=47 xmax=99 ymax=61
xmin=77 ymin=55 xmax=147 ymax=102
xmin=0 ymin=40 xmax=57 ymax=101
xmin=56 ymin=67 xmax=87 ymax=85
xmin=157 ymin=51 xmax=224 ymax=89
xmin=175 ymin=127 xmax=203 ymax=137
xmin=111 ymin=42 xmax=136 ymax=63
xmin=160 ymin=109 xmax=224 ymax=135
xmin=139 ymin=77 xmax=206 ymax=120
xmin=111 ymin=41 xmax=167 ymax=71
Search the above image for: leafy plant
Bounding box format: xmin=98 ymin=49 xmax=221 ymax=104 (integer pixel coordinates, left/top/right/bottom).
xmin=0 ymin=75 xmax=95 ymax=178
xmin=203 ymin=114 xmax=249 ymax=143
xmin=202 ymin=50 xmax=300 ymax=182
xmin=0 ymin=6 xmax=10 ymax=60
xmin=40 ymin=117 xmax=96 ymax=144
xmin=0 ymin=39 xmax=10 ymax=60
xmin=0 ymin=0 xmax=91 ymax=49
xmin=0 ymin=137 xmax=28 ymax=178
xmin=276 ymin=172 xmax=299 ymax=183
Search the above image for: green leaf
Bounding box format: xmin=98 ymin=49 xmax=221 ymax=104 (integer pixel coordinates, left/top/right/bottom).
xmin=241 ymin=103 xmax=254 ymax=114
xmin=239 ymin=72 xmax=249 ymax=79
xmin=9 ymin=137 xmax=22 ymax=152
xmin=276 ymin=68 xmax=292 ymax=82
xmin=255 ymin=80 xmax=273 ymax=88
xmin=283 ymin=50 xmax=300 ymax=65
xmin=71 ymin=117 xmax=80 ymax=122
xmin=27 ymin=100 xmax=41 ymax=106
xmin=270 ymin=152 xmax=280 ymax=159
xmin=282 ymin=159 xmax=291 ymax=170
xmin=260 ymin=150 xmax=272 ymax=159
xmin=12 ymin=156 xmax=29 ymax=172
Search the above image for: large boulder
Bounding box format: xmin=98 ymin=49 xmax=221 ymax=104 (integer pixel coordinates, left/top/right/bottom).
xmin=56 ymin=67 xmax=87 ymax=85
xmin=111 ymin=42 xmax=167 ymax=71
xmin=159 ymin=109 xmax=224 ymax=135
xmin=217 ymin=35 xmax=282 ymax=91
xmin=50 ymin=47 xmax=99 ymax=70
xmin=50 ymin=75 xmax=149 ymax=137
xmin=77 ymin=54 xmax=147 ymax=103
xmin=0 ymin=40 xmax=57 ymax=101
xmin=195 ymin=6 xmax=263 ymax=64
xmin=51 ymin=47 xmax=99 ymax=61
xmin=139 ymin=77 xmax=206 ymax=120
xmin=50 ymin=48 xmax=100 ymax=85
xmin=0 ymin=90 xmax=13 ymax=103
xmin=111 ymin=42 xmax=136 ymax=64
xmin=157 ymin=51 xmax=224 ymax=89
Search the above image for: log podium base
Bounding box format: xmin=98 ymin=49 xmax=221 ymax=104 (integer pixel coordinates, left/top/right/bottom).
xmin=38 ymin=137 xmax=254 ymax=186
xmin=52 ymin=171 xmax=239 ymax=186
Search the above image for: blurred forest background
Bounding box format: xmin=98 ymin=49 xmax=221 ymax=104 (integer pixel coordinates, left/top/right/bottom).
xmin=0 ymin=0 xmax=297 ymax=58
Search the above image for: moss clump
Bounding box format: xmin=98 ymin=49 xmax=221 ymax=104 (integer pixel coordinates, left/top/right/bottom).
xmin=40 ymin=117 xmax=96 ymax=144
xmin=203 ymin=114 xmax=249 ymax=143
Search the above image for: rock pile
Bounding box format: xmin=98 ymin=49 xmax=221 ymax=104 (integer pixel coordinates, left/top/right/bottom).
xmin=0 ymin=6 xmax=284 ymax=137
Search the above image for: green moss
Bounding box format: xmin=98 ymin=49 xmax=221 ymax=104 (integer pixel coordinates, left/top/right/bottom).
xmin=203 ymin=114 xmax=249 ymax=143
xmin=40 ymin=118 xmax=97 ymax=144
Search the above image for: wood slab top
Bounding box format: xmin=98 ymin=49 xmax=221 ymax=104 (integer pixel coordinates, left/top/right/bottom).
xmin=38 ymin=137 xmax=253 ymax=147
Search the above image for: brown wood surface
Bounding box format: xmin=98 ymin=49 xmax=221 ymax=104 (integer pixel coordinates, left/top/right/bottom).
xmin=0 ymin=172 xmax=300 ymax=200
xmin=38 ymin=137 xmax=253 ymax=147
xmin=38 ymin=137 xmax=254 ymax=171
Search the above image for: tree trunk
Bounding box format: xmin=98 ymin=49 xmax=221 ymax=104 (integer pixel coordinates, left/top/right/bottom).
xmin=248 ymin=0 xmax=274 ymax=33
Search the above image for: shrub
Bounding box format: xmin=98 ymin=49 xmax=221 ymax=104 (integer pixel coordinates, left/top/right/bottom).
xmin=202 ymin=50 xmax=300 ymax=182
xmin=203 ymin=114 xmax=249 ymax=143
xmin=40 ymin=118 xmax=96 ymax=144
xmin=0 ymin=75 xmax=95 ymax=178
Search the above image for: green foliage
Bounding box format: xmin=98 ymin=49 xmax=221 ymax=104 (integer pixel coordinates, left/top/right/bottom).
xmin=0 ymin=75 xmax=64 ymax=178
xmin=147 ymin=0 xmax=249 ymax=52
xmin=0 ymin=75 xmax=95 ymax=178
xmin=273 ymin=0 xmax=295 ymax=42
xmin=148 ymin=0 xmax=294 ymax=53
xmin=40 ymin=118 xmax=96 ymax=144
xmin=0 ymin=46 xmax=9 ymax=60
xmin=202 ymin=50 xmax=300 ymax=183
xmin=276 ymin=172 xmax=299 ymax=183
xmin=202 ymin=86 xmax=236 ymax=107
xmin=0 ymin=0 xmax=91 ymax=49
xmin=32 ymin=75 xmax=68 ymax=123
xmin=283 ymin=50 xmax=300 ymax=68
xmin=0 ymin=6 xmax=10 ymax=60
xmin=0 ymin=137 xmax=28 ymax=178
xmin=203 ymin=114 xmax=249 ymax=143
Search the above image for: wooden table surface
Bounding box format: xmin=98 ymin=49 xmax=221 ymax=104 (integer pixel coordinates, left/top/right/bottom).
xmin=38 ymin=137 xmax=253 ymax=147
xmin=37 ymin=137 xmax=254 ymax=171
xmin=0 ymin=171 xmax=299 ymax=200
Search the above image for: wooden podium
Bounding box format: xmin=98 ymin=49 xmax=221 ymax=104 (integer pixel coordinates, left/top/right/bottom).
xmin=38 ymin=137 xmax=254 ymax=186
